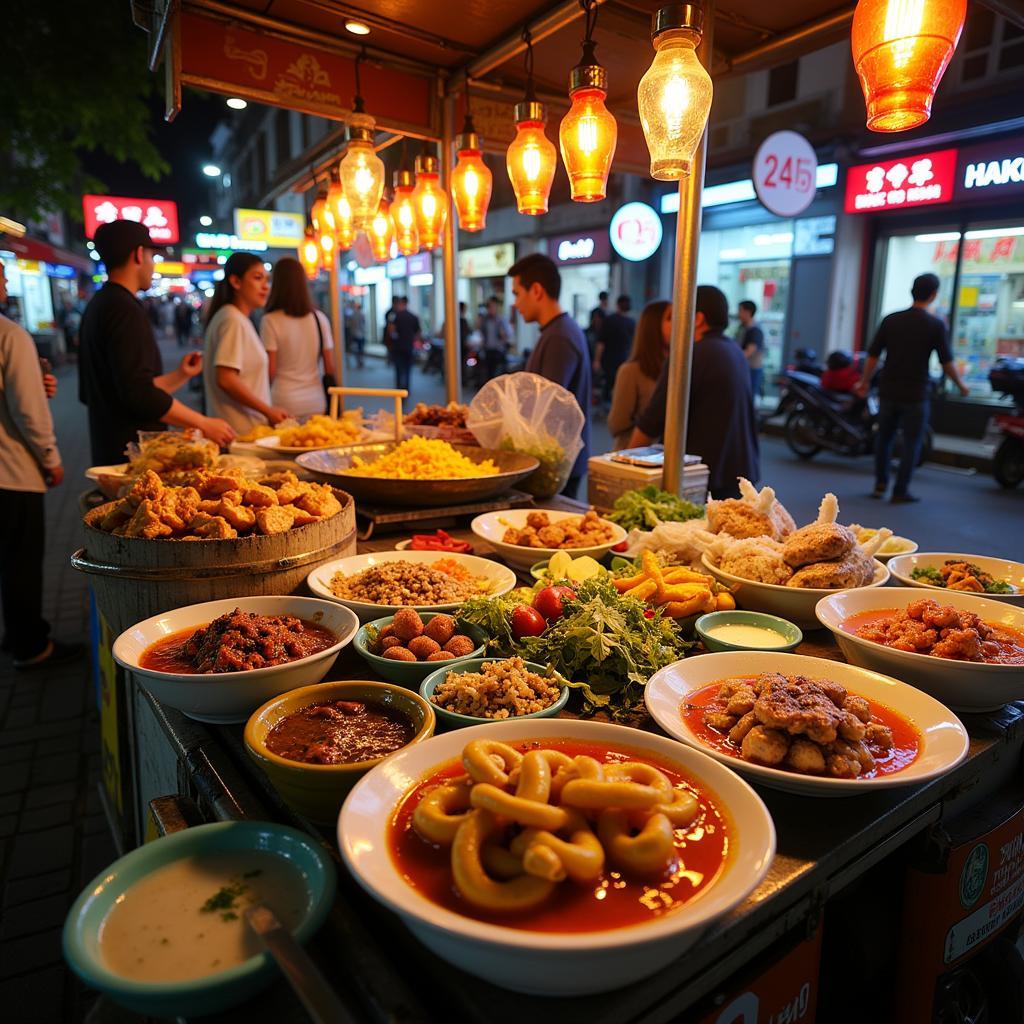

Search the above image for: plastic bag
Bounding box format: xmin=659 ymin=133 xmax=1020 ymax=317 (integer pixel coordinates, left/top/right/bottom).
xmin=466 ymin=372 xmax=584 ymax=498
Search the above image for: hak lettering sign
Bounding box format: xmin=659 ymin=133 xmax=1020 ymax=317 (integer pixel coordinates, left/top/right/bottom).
xmin=844 ymin=149 xmax=957 ymax=214
xmin=955 ymin=138 xmax=1024 ymax=202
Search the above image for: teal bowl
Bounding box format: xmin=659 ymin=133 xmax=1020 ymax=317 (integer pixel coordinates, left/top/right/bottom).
xmin=353 ymin=612 xmax=487 ymax=688
xmin=62 ymin=821 xmax=335 ymax=1018
xmin=419 ymin=657 xmax=571 ymax=729
xmin=695 ymin=610 xmax=803 ymax=653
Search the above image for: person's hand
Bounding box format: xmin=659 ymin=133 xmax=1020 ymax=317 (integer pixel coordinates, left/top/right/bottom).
xmin=958 ymin=383 xmax=970 ymax=398
xmin=180 ymin=351 xmax=203 ymax=378
xmin=45 ymin=464 xmax=64 ymax=488
xmin=854 ymin=381 xmax=869 ymax=398
xmin=265 ymin=406 xmax=291 ymax=426
xmin=42 ymin=373 xmax=57 ymax=399
xmin=201 ymin=416 xmax=236 ymax=448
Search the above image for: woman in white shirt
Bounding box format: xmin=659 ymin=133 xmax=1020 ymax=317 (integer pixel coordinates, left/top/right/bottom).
xmin=202 ymin=253 xmax=289 ymax=435
xmin=260 ymin=256 xmax=336 ymax=420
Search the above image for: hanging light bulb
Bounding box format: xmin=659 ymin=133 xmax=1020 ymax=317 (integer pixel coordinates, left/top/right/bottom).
xmin=310 ymin=188 xmax=334 ymax=236
xmin=450 ymin=116 xmax=493 ymax=231
xmin=299 ymin=227 xmax=320 ymax=279
xmin=638 ymin=5 xmax=713 ymax=181
xmin=506 ymin=29 xmax=557 ymax=216
xmin=559 ymin=3 xmax=617 ymax=202
xmin=412 ymin=153 xmax=448 ymax=250
xmin=318 ymin=228 xmax=336 ymax=271
xmin=327 ymin=171 xmax=356 ymax=250
xmin=852 ymin=0 xmax=967 ymax=132
xmin=338 ymin=54 xmax=385 ymax=227
xmin=368 ymin=197 xmax=395 ymax=262
xmin=391 ymin=168 xmax=420 ymax=255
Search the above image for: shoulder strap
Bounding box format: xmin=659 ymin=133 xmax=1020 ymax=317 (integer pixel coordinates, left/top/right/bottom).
xmin=313 ymin=310 xmax=325 ymax=358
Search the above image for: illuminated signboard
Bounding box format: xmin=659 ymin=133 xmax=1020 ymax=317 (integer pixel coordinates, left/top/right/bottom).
xmin=843 ymin=149 xmax=957 ymax=214
xmin=955 ymin=138 xmax=1024 ymax=202
xmin=549 ymin=232 xmax=611 ymax=265
xmin=609 ymin=203 xmax=663 ymax=262
xmin=194 ymin=232 xmax=268 ymax=253
xmin=83 ymin=195 xmax=180 ymax=243
xmin=233 ymin=208 xmax=305 ymax=249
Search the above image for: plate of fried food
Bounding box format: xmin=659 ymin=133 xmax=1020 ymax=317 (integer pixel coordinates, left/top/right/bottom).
xmin=702 ymin=493 xmax=890 ymax=628
xmin=470 ymin=508 xmax=627 ymax=569
xmin=646 ymin=651 xmax=969 ymax=796
xmin=887 ymin=552 xmax=1024 ymax=606
xmin=232 ymin=412 xmax=388 ymax=457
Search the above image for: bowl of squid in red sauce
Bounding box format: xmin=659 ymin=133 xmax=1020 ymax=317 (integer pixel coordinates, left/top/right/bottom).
xmin=338 ymin=718 xmax=775 ymax=996
xmin=815 ymin=587 xmax=1024 ymax=713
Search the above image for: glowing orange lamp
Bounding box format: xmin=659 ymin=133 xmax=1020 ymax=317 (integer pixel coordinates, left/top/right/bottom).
xmin=559 ymin=6 xmax=617 ymax=202
xmin=412 ymin=153 xmax=448 ymax=250
xmin=299 ymin=227 xmax=320 ymax=279
xmin=391 ymin=168 xmax=420 ymax=256
xmin=507 ymin=101 xmax=557 ymax=216
xmin=317 ymin=228 xmax=336 ymax=271
xmin=451 ymin=117 xmax=493 ymax=232
xmin=368 ymin=197 xmax=395 ymax=262
xmin=852 ymin=0 xmax=967 ymax=132
xmin=310 ymin=188 xmax=334 ymax=236
xmin=327 ymin=172 xmax=355 ymax=250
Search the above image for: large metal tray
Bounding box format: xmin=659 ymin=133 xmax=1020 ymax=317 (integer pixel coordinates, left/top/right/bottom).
xmin=295 ymin=443 xmax=539 ymax=507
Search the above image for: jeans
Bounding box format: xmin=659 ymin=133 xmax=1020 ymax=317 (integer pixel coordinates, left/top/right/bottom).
xmin=394 ymin=351 xmax=413 ymax=392
xmin=0 ymin=489 xmax=49 ymax=660
xmin=749 ymin=367 xmax=764 ymax=399
xmin=875 ymin=398 xmax=929 ymax=496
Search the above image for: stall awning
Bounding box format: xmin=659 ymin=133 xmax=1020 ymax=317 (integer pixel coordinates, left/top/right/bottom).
xmin=2 ymin=235 xmax=92 ymax=273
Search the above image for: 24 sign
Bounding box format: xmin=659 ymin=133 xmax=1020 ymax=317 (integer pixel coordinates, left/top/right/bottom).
xmin=753 ymin=132 xmax=818 ymax=218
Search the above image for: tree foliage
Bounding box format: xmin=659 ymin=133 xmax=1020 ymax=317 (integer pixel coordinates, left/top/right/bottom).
xmin=0 ymin=1 xmax=169 ymax=221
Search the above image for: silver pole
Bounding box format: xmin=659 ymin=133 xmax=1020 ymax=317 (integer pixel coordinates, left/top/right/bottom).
xmin=661 ymin=1 xmax=715 ymax=495
xmin=328 ymin=258 xmax=345 ymax=396
xmin=440 ymin=90 xmax=461 ymax=405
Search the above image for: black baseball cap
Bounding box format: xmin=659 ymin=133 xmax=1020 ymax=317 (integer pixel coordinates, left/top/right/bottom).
xmin=93 ymin=220 xmax=172 ymax=268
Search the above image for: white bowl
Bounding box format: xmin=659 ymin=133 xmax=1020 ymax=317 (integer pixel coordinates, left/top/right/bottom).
xmin=645 ymin=651 xmax=969 ymax=797
xmin=887 ymin=552 xmax=1024 ymax=607
xmin=338 ymin=718 xmax=774 ymax=996
xmin=470 ymin=508 xmax=627 ymax=570
xmin=306 ymin=550 xmax=517 ymax=622
xmin=853 ymin=529 xmax=917 ymax=562
xmin=113 ymin=596 xmax=359 ymax=724
xmin=701 ymin=552 xmax=889 ymax=630
xmin=815 ymin=587 xmax=1024 ymax=712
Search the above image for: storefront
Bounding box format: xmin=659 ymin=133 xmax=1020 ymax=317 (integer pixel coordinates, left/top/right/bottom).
xmin=848 ymin=132 xmax=1024 ymax=422
xmin=546 ymin=230 xmax=612 ymax=328
xmin=457 ymin=242 xmax=516 ymax=326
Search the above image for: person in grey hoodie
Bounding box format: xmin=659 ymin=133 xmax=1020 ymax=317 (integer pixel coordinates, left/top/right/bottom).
xmin=0 ymin=263 xmax=79 ymax=669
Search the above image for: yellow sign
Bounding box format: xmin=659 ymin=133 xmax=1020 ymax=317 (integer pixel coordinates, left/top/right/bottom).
xmin=458 ymin=243 xmax=515 ymax=279
xmin=154 ymin=261 xmax=187 ymax=276
xmin=234 ymin=208 xmax=304 ymax=249
xmin=16 ymin=259 xmax=41 ymax=273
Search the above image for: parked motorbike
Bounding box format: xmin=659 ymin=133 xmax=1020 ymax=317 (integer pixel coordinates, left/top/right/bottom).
xmin=987 ymin=357 xmax=1024 ymax=489
xmin=768 ymin=349 xmax=824 ymax=422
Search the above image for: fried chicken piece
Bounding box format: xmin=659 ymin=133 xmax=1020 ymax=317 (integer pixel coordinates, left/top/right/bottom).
xmin=713 ymin=535 xmax=793 ymax=585
xmin=707 ymin=500 xmax=776 ymax=540
xmin=187 ymin=513 xmax=238 ymax=540
xmin=833 ymin=739 xmax=874 ymax=774
xmin=786 ymin=738 xmax=826 ymax=774
xmin=816 ymin=679 xmax=847 ymax=707
xmin=843 ymin=694 xmax=871 ymax=723
xmin=931 ymin=628 xmax=983 ymax=660
xmin=826 ymin=749 xmax=861 ymax=779
xmin=199 ymin=473 xmax=246 ymax=497
xmin=123 ymin=470 xmax=164 ymax=509
xmin=783 ymin=523 xmax=856 ymax=567
xmin=85 ymin=501 xmax=122 ymax=530
xmin=155 ymin=486 xmax=200 ymax=533
xmin=217 ymin=499 xmax=257 ymax=532
xmin=838 ymin=711 xmax=867 ymax=742
xmin=741 ymin=725 xmax=789 ymax=765
xmin=259 ymin=470 xmax=299 ymax=490
xmin=704 ymin=711 xmax=738 ymax=731
xmin=729 ymin=711 xmax=758 ymax=745
xmin=725 ymin=686 xmax=757 ymax=716
xmin=786 ymin=554 xmax=865 ymax=589
xmin=242 ymin=484 xmax=278 ymax=508
xmin=123 ymin=499 xmax=173 ymax=539
xmin=865 ymin=722 xmax=893 ymax=749
xmin=753 ymin=675 xmax=846 ymax=744
xmin=255 ymin=505 xmax=295 ymax=535
xmin=294 ymin=485 xmax=341 ymax=520
xmin=537 ymin=525 xmax=566 ymax=547
xmin=526 ymin=512 xmax=550 ymax=530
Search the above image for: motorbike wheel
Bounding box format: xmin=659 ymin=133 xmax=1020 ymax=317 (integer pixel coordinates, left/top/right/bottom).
xmin=785 ymin=409 xmax=822 ymax=459
xmin=994 ymin=437 xmax=1024 ymax=489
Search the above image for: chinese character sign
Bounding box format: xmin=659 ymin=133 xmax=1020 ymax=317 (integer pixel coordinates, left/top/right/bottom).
xmin=843 ymin=149 xmax=958 ymax=214
xmin=83 ymin=195 xmax=180 ymax=243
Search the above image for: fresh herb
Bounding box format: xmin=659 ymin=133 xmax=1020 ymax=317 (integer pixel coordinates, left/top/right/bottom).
xmin=986 ymin=578 xmax=1015 ymax=595
xmin=911 ymin=563 xmax=1017 ymax=595
xmin=200 ymin=880 xmax=249 ymax=921
xmin=607 ymin=485 xmax=704 ymax=532
xmin=911 ymin=567 xmax=945 ymax=586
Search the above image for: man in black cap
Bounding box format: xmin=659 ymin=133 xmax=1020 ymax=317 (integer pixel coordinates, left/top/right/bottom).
xmin=79 ymin=220 xmax=235 ymax=464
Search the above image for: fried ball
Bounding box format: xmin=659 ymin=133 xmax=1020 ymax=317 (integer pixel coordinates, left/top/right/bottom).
xmin=443 ymin=635 xmax=476 ymax=657
xmin=423 ymin=614 xmax=457 ymax=646
xmin=392 ymin=608 xmax=424 ymax=641
xmin=376 ymin=634 xmax=403 ymax=654
xmin=408 ymin=636 xmax=441 ymax=660
xmin=382 ymin=646 xmax=416 ymax=662
xmin=427 ymin=651 xmax=454 ymax=661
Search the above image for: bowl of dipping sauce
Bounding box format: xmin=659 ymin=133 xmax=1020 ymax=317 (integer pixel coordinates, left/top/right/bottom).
xmin=63 ymin=820 xmax=335 ymax=1019
xmin=695 ymin=611 xmax=803 ymax=653
xmin=245 ymin=680 xmax=435 ymax=824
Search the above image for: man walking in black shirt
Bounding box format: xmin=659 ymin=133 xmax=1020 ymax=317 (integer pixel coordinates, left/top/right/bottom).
xmin=385 ymin=295 xmax=420 ymax=392
xmin=857 ymin=272 xmax=969 ymax=503
xmin=593 ymin=294 xmax=635 ymax=404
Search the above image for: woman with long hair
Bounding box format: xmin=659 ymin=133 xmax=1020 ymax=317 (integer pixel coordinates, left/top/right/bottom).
xmin=260 ymin=257 xmax=336 ymax=420
xmin=607 ymin=299 xmax=670 ymax=449
xmin=202 ymin=252 xmax=288 ymax=434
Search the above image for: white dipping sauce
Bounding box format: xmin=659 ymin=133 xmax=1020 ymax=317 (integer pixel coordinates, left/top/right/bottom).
xmin=99 ymin=850 xmax=307 ymax=982
xmin=705 ymin=624 xmax=790 ymax=648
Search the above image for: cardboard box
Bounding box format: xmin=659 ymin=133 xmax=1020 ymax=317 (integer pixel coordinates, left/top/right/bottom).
xmin=587 ymin=454 xmax=709 ymax=511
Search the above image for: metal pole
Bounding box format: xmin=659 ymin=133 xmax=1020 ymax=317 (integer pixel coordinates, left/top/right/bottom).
xmin=661 ymin=1 xmax=715 ymax=496
xmin=440 ymin=90 xmax=461 ymax=405
xmin=328 ymin=258 xmax=345 ymax=397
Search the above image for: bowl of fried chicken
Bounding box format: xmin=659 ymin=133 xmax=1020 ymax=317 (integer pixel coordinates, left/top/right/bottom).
xmin=470 ymin=509 xmax=626 ymax=570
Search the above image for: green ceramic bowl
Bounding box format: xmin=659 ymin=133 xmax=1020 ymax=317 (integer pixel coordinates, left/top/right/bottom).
xmin=62 ymin=821 xmax=335 ymax=1019
xmin=419 ymin=657 xmax=571 ymax=730
xmin=353 ymin=612 xmax=487 ymax=687
xmin=695 ymin=610 xmax=803 ymax=653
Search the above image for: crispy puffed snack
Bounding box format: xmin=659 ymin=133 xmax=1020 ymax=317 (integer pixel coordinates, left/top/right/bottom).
xmin=84 ymin=501 xmax=120 ymax=530
xmin=275 ymin=481 xmax=306 ymax=505
xmin=197 ymin=498 xmax=222 ymax=514
xmin=242 ymin=483 xmax=278 ymax=508
xmin=256 ymin=505 xmax=295 ymax=535
xmin=155 ymin=486 xmax=200 ymax=533
xmin=123 ymin=470 xmax=164 ymax=509
xmin=187 ymin=512 xmax=238 ymax=539
xmin=288 ymin=507 xmax=320 ymax=527
xmin=259 ymin=470 xmax=299 ymax=490
xmin=294 ymin=484 xmax=341 ymax=519
xmin=217 ymin=499 xmax=257 ymax=532
xmin=123 ymin=499 xmax=174 ymax=540
xmin=200 ymin=474 xmax=245 ymax=497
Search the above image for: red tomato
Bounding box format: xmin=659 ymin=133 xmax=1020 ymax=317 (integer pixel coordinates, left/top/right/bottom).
xmin=511 ymin=605 xmax=547 ymax=640
xmin=532 ymin=585 xmax=577 ymax=622
xmin=612 ymin=540 xmax=629 ymax=552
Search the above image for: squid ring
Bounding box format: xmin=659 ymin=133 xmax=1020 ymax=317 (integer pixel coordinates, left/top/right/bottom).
xmin=510 ymin=750 xmax=575 ymax=800
xmin=470 ymin=783 xmax=568 ymax=831
xmin=512 ymin=810 xmax=606 ymax=884
xmin=654 ymin=788 xmax=700 ymax=828
xmin=463 ymin=740 xmax=523 ymax=788
xmin=480 ymin=842 xmax=525 ymax=880
xmin=521 ymin=843 xmax=566 ymax=882
xmin=597 ymin=809 xmax=676 ymax=875
xmin=451 ymin=810 xmax=554 ymax=912
xmin=604 ymin=762 xmax=674 ymax=799
xmin=412 ymin=784 xmax=473 ymax=846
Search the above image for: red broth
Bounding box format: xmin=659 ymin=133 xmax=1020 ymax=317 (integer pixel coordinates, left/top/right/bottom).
xmin=681 ymin=678 xmax=921 ymax=779
xmin=389 ymin=738 xmax=732 ymax=934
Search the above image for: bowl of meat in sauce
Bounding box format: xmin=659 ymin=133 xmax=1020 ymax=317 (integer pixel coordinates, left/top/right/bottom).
xmin=245 ymin=680 xmax=435 ymax=825
xmin=113 ymin=597 xmax=360 ymax=725
xmin=815 ymin=587 xmax=1024 ymax=712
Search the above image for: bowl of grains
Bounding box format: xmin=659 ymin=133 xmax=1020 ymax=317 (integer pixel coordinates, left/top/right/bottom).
xmin=419 ymin=657 xmax=570 ymax=729
xmin=307 ymin=551 xmax=517 ymax=622
xmin=353 ymin=609 xmax=488 ymax=687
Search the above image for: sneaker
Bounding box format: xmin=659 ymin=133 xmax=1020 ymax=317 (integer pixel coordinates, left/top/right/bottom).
xmin=891 ymin=493 xmax=921 ymax=504
xmin=13 ymin=640 xmax=84 ymax=671
xmin=871 ymin=485 xmax=886 ymax=499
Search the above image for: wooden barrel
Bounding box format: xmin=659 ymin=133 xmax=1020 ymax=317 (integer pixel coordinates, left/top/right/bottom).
xmin=72 ymin=488 xmax=357 ymax=635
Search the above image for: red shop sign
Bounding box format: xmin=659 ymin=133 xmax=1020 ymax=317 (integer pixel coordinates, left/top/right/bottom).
xmin=844 ymin=149 xmax=958 ymax=214
xmin=83 ymin=195 xmax=180 ymax=244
